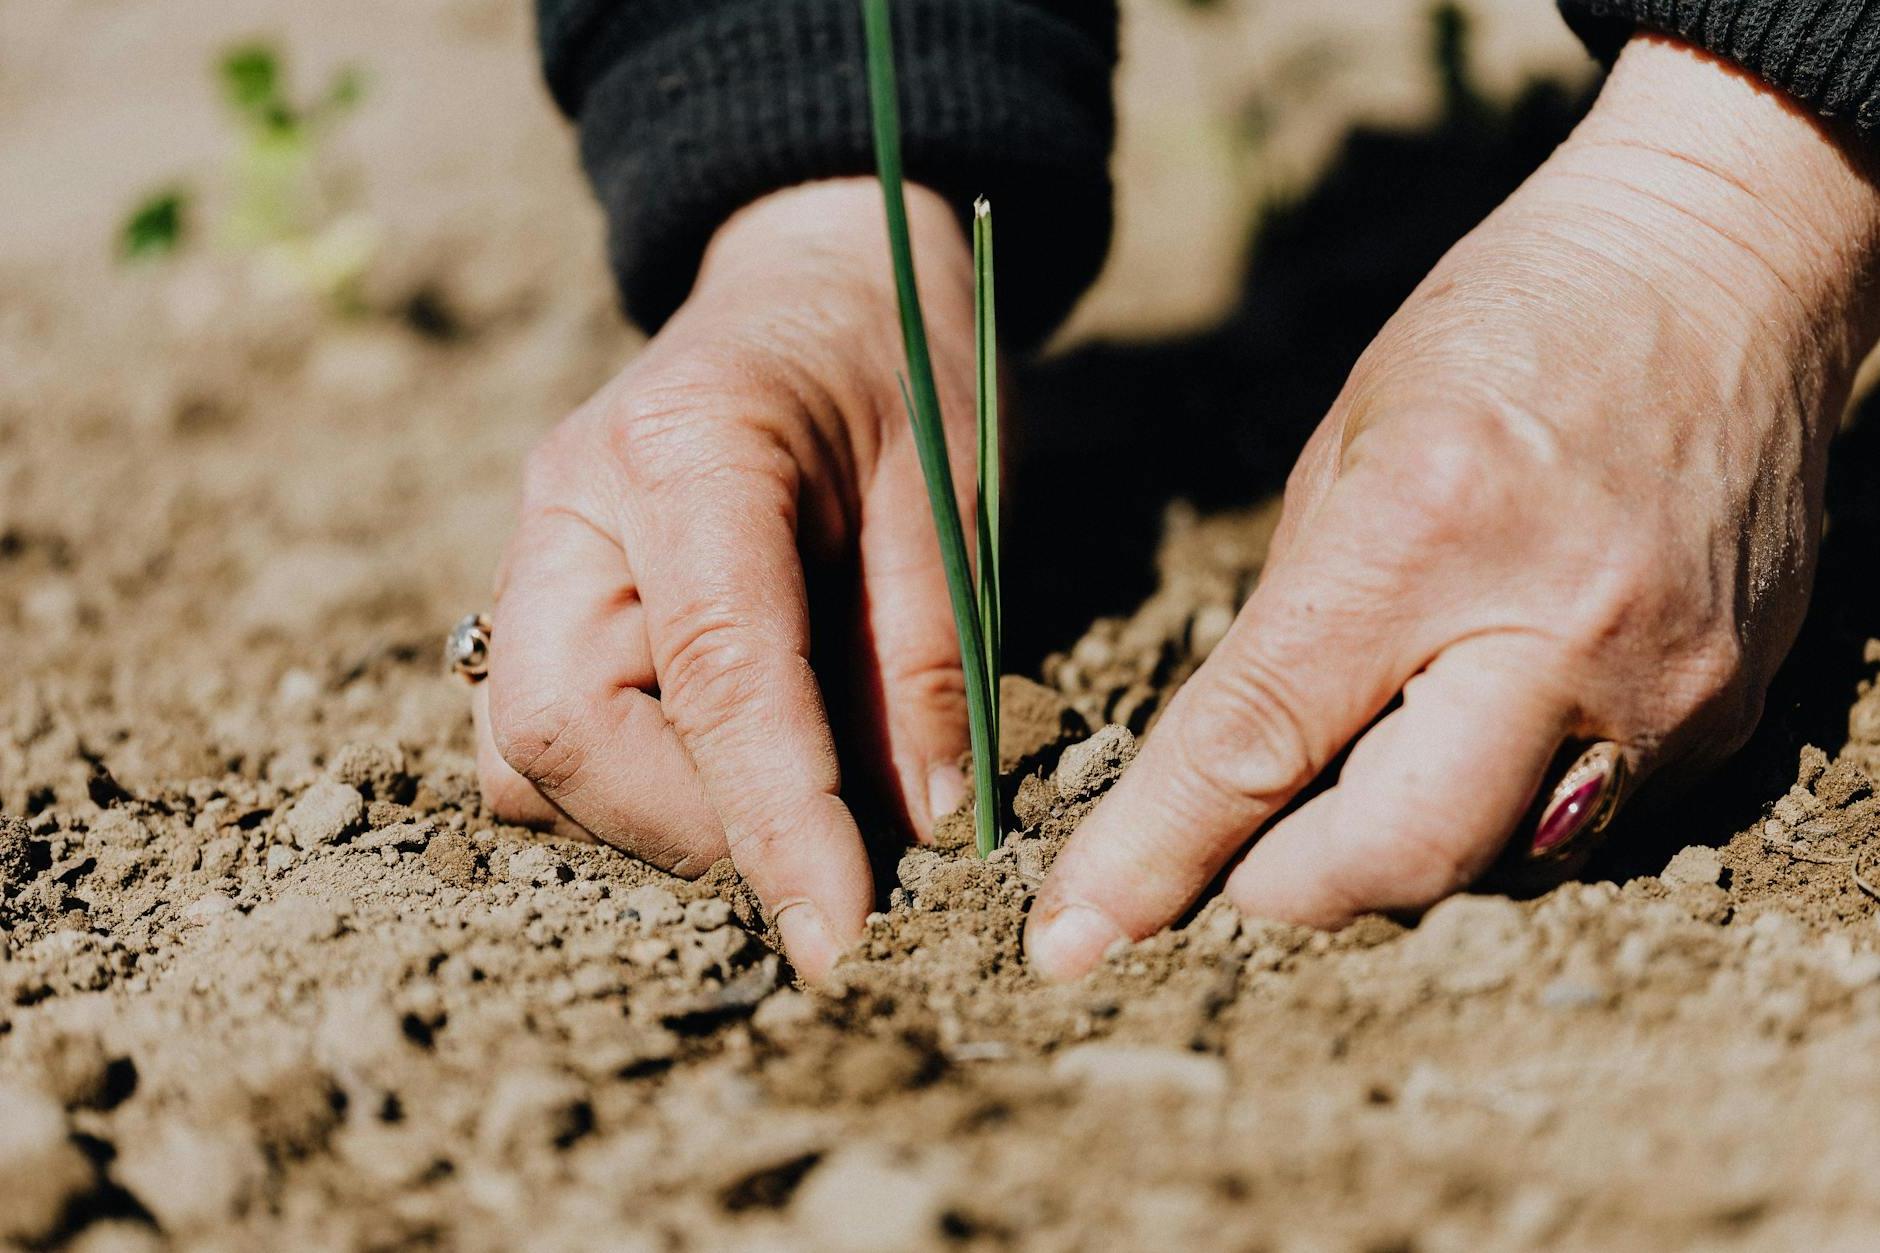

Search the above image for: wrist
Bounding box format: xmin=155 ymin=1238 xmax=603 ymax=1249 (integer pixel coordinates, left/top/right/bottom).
xmin=1558 ymin=33 xmax=1880 ymax=360
xmin=680 ymin=179 xmax=975 ymax=426
xmin=692 ymin=178 xmax=973 ymax=328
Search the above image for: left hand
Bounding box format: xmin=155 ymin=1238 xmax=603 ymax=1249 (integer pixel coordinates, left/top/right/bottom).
xmin=1027 ymin=33 xmax=1880 ymax=979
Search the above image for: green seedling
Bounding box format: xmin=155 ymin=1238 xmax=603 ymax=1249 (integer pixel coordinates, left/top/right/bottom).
xmin=863 ymin=0 xmax=1003 ymax=857
xmin=118 ymin=43 xmax=372 ymax=309
xmin=120 ymin=190 xmax=188 ymax=261
xmin=217 ymin=45 xmax=364 ymax=248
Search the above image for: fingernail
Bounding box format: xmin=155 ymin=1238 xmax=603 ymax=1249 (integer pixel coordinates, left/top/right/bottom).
xmin=927 ymin=763 xmax=969 ymax=828
xmin=1532 ymin=746 xmax=1621 ymax=857
xmin=1025 ymin=902 xmax=1128 ymax=983
xmin=776 ymin=902 xmax=844 ymax=984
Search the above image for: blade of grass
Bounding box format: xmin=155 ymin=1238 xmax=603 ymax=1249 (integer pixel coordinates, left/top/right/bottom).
xmin=864 ymin=0 xmax=999 ymax=857
xmin=973 ymin=198 xmax=1001 ymax=752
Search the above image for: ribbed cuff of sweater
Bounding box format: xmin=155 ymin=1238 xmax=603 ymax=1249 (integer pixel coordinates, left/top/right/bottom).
xmin=545 ymin=0 xmax=1118 ymax=350
xmin=1559 ymin=1 xmax=1880 ymax=130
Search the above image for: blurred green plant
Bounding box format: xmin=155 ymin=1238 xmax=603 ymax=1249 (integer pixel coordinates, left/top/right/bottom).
xmin=120 ymin=190 xmax=188 ymax=261
xmin=117 ymin=43 xmax=375 ymax=310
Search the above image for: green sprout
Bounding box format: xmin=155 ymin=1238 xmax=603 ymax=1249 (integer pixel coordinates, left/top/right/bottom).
xmin=863 ymin=0 xmax=1003 ymax=857
xmin=117 ymin=42 xmax=372 ymax=309
xmin=120 ymin=190 xmax=188 ymax=261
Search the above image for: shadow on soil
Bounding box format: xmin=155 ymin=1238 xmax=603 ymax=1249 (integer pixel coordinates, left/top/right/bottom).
xmin=1003 ymin=18 xmax=1880 ymax=879
xmin=1008 ymin=21 xmax=1594 ymax=669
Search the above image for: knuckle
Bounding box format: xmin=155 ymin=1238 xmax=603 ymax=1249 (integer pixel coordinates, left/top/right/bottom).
xmin=490 ymin=692 xmax=590 ymax=795
xmin=657 ymin=613 xmax=777 ymax=737
xmin=1544 ymin=532 xmax=1673 ymax=665
xmin=721 ymin=818 xmax=786 ymax=869
xmin=1366 ymin=425 xmax=1511 ymax=547
xmin=608 ymin=391 xmax=710 ymax=476
xmin=610 ymin=405 xmax=797 ymax=516
xmin=1167 ymin=657 xmax=1319 ymax=816
xmin=885 ymin=653 xmax=968 ymax=718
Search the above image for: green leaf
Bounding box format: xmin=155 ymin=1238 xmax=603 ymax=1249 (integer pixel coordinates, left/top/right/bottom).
xmin=322 ymin=65 xmax=367 ymax=117
xmin=220 ymin=44 xmax=284 ymax=119
xmin=120 ymin=190 xmax=189 ymax=261
xmin=864 ymin=0 xmax=1001 ymax=857
xmin=974 ymin=197 xmax=1001 ymax=751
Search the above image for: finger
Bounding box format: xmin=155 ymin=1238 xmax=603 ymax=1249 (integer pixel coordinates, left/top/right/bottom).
xmin=1266 ymin=419 xmax=1342 ymax=566
xmin=622 ymin=441 xmax=873 ymax=982
xmin=472 ymin=680 xmax=584 ymax=838
xmin=1025 ymin=503 xmax=1426 ymax=981
xmin=486 ymin=509 xmax=727 ymax=876
xmin=1225 ymin=635 xmax=1572 ymax=926
xmin=854 ymin=440 xmax=975 ymax=838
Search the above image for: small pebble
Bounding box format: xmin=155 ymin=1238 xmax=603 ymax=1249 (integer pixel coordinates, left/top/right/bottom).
xmin=508 ymin=846 xmax=570 ymax=887
xmin=1400 ymin=896 xmax=1531 ymax=996
xmin=357 ymin=822 xmax=432 ymax=852
xmin=1054 ymin=725 xmax=1137 ymax=802
xmin=477 ymin=1070 xmax=592 ymax=1161
xmin=422 ymin=832 xmax=481 ymax=887
xmin=1050 ymin=1044 xmax=1230 ymax=1100
xmin=1660 ymin=845 xmax=1725 ymax=890
xmin=624 ymin=884 xmax=683 ymax=928
xmin=327 ymin=742 xmax=408 ymax=800
xmin=181 ymin=894 xmax=236 ymax=925
xmin=0 ymin=817 xmax=39 ymax=893
xmin=793 ymin=1147 xmax=950 ymax=1253
xmin=626 ymin=937 xmax=675 ymax=966
xmin=752 ymin=990 xmax=820 ymax=1036
xmin=1540 ymin=978 xmax=1610 ymax=1011
xmin=285 ymin=780 xmax=364 ymax=850
xmin=0 ymin=1083 xmax=97 ymax=1243
xmin=115 ymin=1122 xmax=265 ymax=1232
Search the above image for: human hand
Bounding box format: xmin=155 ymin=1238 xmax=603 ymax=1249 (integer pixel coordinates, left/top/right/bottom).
xmin=473 ymin=179 xmax=979 ymax=982
xmin=1028 ymin=34 xmax=1880 ymax=978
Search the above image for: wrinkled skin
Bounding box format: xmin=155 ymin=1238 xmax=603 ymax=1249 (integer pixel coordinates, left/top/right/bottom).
xmin=1026 ymin=35 xmax=1880 ymax=977
xmin=475 ymin=181 xmax=977 ymax=981
xmin=478 ymin=34 xmax=1880 ymax=984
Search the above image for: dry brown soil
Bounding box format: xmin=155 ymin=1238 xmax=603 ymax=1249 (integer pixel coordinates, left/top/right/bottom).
xmin=8 ymin=2 xmax=1880 ymax=1251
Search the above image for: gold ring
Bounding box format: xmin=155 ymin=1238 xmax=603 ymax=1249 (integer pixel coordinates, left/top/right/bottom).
xmin=445 ymin=613 xmax=492 ymax=684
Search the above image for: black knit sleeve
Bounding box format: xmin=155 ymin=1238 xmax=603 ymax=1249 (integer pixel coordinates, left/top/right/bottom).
xmin=537 ymin=0 xmax=1119 ymax=349
xmin=1559 ymin=1 xmax=1880 ymax=131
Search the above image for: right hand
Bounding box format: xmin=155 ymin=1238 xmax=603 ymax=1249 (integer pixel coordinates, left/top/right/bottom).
xmin=473 ymin=179 xmax=980 ymax=982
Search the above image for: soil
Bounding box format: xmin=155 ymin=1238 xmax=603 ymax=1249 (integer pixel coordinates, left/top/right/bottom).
xmin=9 ymin=2 xmax=1880 ymax=1251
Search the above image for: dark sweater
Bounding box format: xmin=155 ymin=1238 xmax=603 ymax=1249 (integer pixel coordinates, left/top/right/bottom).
xmin=537 ymin=0 xmax=1878 ymax=348
xmin=536 ymin=0 xmax=1118 ymax=348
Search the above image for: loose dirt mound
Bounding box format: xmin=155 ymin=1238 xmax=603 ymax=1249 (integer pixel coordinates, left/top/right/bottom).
xmin=8 ymin=505 xmax=1880 ymax=1250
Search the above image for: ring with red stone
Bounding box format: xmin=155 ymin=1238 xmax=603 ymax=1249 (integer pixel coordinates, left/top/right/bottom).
xmin=1529 ymin=741 xmax=1626 ymax=861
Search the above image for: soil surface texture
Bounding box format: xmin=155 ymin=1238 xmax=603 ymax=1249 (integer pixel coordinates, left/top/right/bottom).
xmin=8 ymin=2 xmax=1880 ymax=1251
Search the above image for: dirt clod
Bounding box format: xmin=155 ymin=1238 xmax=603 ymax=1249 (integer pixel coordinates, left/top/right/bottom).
xmin=326 ymin=741 xmax=409 ymax=801
xmin=285 ymin=779 xmax=365 ymax=850
xmin=999 ymin=675 xmax=1086 ymax=773
xmin=9 ymin=3 xmax=1880 ymax=1246
xmin=0 ymin=1082 xmax=97 ymax=1244
xmin=1054 ymin=724 xmax=1137 ymax=801
xmin=1661 ymin=844 xmax=1727 ymax=890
